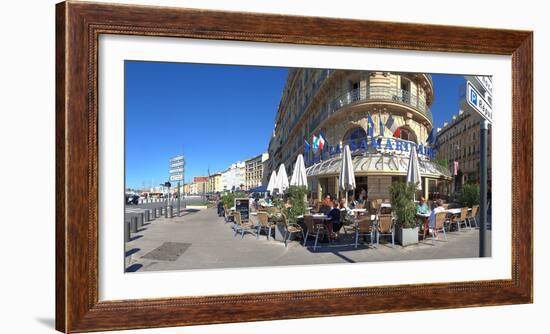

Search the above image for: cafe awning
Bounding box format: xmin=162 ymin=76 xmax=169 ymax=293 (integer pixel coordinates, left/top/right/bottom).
xmin=306 ymin=152 xmax=452 ymax=180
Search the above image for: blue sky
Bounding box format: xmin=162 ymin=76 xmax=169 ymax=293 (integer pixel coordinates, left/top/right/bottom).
xmin=125 ymin=61 xmax=464 ymax=189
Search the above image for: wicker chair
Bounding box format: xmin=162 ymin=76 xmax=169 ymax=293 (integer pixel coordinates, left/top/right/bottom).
xmin=303 ymin=215 xmax=327 ymax=250
xmin=369 ymin=200 xmax=380 ymax=215
xmin=450 ymin=208 xmax=470 ymax=231
xmin=429 ymin=211 xmax=448 ymax=244
xmin=223 ymin=205 xmax=233 ymax=223
xmin=376 ymin=214 xmax=395 ymax=248
xmin=353 ymin=216 xmax=375 ymax=248
xmin=256 ymin=211 xmax=276 ymax=240
xmin=280 ymin=213 xmax=305 ymax=247
xmin=233 ymin=211 xmax=256 ymax=239
xmin=468 ymin=205 xmax=479 ymax=228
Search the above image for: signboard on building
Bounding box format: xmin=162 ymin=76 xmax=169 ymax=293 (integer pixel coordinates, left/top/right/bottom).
xmin=169 ymin=155 xmax=185 ymax=182
xmin=466 ymin=81 xmax=493 ymax=124
xmin=474 ymin=76 xmax=493 ymax=96
xmin=193 ymin=176 xmax=209 ymax=183
xmin=234 ymin=198 xmax=250 ymax=221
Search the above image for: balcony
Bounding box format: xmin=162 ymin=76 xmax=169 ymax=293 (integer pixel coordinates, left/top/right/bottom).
xmin=307 ymin=86 xmax=433 ymax=136
xmin=328 ymin=86 xmax=433 ymax=123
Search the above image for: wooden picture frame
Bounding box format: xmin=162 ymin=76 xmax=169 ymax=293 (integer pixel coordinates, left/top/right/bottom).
xmin=56 ymin=1 xmax=533 ymax=332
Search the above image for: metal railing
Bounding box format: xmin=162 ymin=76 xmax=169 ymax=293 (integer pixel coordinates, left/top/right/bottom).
xmin=327 ymin=86 xmax=433 ymax=123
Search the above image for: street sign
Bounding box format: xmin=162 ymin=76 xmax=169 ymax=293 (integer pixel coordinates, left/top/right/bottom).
xmin=475 ymin=76 xmax=493 ymax=97
xmin=169 ymin=174 xmax=183 ymax=182
xmin=169 ymin=155 xmax=185 ymax=184
xmin=466 ymin=81 xmax=493 ymax=124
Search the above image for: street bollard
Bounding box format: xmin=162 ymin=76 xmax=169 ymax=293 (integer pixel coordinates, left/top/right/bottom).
xmin=144 ymin=209 xmax=150 ymax=222
xmin=124 ymin=221 xmax=131 ymax=242
xmin=163 ymin=207 xmax=168 ymax=218
xmin=167 ymin=206 xmax=173 ymax=218
xmin=130 ymin=216 xmax=138 ymax=233
xmin=138 ymin=213 xmax=144 ymax=227
xmin=154 ymin=207 xmax=160 ymax=218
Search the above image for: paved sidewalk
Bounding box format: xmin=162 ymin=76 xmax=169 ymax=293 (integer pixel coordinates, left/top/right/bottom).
xmin=125 ymin=208 xmax=491 ymax=272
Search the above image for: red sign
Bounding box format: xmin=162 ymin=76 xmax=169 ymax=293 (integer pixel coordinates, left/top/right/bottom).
xmin=194 ymin=176 xmax=209 ymax=183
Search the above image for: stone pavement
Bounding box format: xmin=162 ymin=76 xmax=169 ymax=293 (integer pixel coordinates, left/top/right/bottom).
xmin=125 ymin=207 xmax=491 ymax=272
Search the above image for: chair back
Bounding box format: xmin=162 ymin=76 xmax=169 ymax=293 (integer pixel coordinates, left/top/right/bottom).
xmin=378 ymin=214 xmax=393 ymax=233
xmin=233 ymin=211 xmax=242 ymax=225
xmin=471 ymin=205 xmax=479 ymax=217
xmin=370 ymin=200 xmax=379 ymax=213
xmin=435 ymin=211 xmax=447 ymax=229
xmin=459 ymin=208 xmax=468 ymax=220
xmin=356 ymin=217 xmax=373 ymax=233
xmin=257 ymin=211 xmax=269 ymax=227
xmin=280 ymin=213 xmax=288 ymax=228
xmin=303 ymin=215 xmax=316 ymax=232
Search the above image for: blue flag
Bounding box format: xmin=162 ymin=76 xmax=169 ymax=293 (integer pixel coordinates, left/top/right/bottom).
xmin=426 ymin=128 xmax=437 ymax=145
xmin=367 ymin=113 xmax=374 ymax=137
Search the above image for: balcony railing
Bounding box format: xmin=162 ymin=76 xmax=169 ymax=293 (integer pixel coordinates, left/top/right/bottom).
xmin=328 ymin=86 xmax=433 ymax=123
xmin=305 ymin=86 xmax=433 ymax=137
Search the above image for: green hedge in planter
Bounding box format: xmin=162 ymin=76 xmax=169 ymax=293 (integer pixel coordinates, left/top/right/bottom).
xmin=389 ymin=181 xmax=417 ymax=229
xmin=284 ymin=186 xmax=308 ymax=223
xmin=461 ymin=183 xmax=480 ymax=207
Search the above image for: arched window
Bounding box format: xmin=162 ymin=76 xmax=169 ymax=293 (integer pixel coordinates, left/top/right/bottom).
xmin=394 ymin=126 xmax=417 ymax=143
xmin=343 ymin=127 xmax=367 ymax=142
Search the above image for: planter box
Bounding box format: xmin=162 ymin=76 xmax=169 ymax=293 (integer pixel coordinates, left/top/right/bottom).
xmin=274 ymin=222 xmax=286 ymax=241
xmin=396 ymin=226 xmax=419 ymax=246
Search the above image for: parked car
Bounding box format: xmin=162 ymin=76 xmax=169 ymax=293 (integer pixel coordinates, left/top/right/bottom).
xmin=125 ymin=193 xmax=139 ymax=205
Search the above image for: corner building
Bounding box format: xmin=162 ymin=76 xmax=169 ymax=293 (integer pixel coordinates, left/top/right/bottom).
xmin=267 ymin=69 xmax=451 ymax=200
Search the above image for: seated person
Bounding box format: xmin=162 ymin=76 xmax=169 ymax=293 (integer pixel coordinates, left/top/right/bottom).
xmin=319 ymin=194 xmax=332 ymax=215
xmin=348 ymin=195 xmax=357 ymax=209
xmin=327 ymin=200 xmax=342 ymax=237
xmin=416 ymin=196 xmax=429 ymax=215
xmin=426 ymin=199 xmax=446 ymax=239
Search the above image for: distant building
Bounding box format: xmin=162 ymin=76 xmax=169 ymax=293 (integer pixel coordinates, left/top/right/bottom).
xmin=244 ymin=152 xmax=269 ymax=190
xmin=208 ymin=173 xmax=223 ymax=193
xmin=220 ymin=161 xmax=245 ymax=192
xmin=436 ymin=76 xmax=492 ymax=192
xmin=436 ymin=110 xmax=492 ymax=191
xmin=193 ymin=176 xmax=209 ymax=195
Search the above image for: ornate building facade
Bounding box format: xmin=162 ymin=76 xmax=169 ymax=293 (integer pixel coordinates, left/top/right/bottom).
xmin=267 ymin=69 xmax=451 ymax=200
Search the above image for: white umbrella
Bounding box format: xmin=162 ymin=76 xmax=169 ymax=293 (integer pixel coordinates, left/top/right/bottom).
xmin=290 ymin=154 xmax=308 ymax=188
xmin=266 ymin=170 xmax=277 ymax=194
xmin=406 ymin=145 xmax=423 ymax=200
xmin=276 ymin=164 xmax=290 ymax=194
xmin=339 ymin=145 xmax=356 ymax=204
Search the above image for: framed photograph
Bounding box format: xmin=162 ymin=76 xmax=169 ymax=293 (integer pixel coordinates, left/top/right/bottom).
xmin=56 ymin=1 xmax=533 ymax=332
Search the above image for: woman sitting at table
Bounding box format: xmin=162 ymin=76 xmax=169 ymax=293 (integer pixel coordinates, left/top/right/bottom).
xmin=319 ymin=194 xmax=332 ymax=215
xmin=416 ymin=196 xmax=429 ymax=238
xmin=416 ymin=196 xmax=429 ymax=215
xmin=327 ymin=199 xmax=342 ymax=240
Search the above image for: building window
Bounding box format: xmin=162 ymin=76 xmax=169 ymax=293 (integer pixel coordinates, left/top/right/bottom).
xmin=394 ymin=127 xmax=417 ymax=143
xmin=343 ymin=127 xmax=367 ymax=143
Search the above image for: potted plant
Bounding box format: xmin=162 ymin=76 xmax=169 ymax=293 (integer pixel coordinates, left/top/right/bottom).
xmin=273 ymin=186 xmax=308 ymax=241
xmin=389 ymin=181 xmax=419 ymax=246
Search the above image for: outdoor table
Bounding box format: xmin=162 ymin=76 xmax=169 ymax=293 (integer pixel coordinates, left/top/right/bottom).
xmin=446 ymin=208 xmax=470 ymax=215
